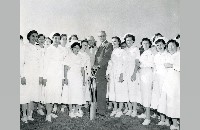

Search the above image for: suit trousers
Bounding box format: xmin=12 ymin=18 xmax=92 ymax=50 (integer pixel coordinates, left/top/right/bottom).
xmin=96 ymin=75 xmax=107 ymax=115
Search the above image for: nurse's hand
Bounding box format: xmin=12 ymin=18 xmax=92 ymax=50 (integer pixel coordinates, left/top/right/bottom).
xmin=119 ymin=73 xmax=124 ymax=83
xmin=131 ymin=73 xmax=136 ymax=82
xmin=136 ymin=61 xmax=141 ymax=67
xmin=64 ymin=78 xmax=68 ymax=85
xmin=92 ymin=65 xmax=100 ymax=70
xmin=66 ymin=65 xmax=71 ymax=70
xmin=164 ymin=63 xmax=173 ymax=68
xmin=92 ymin=65 xmax=97 ymax=70
xmin=62 ymin=79 xmax=65 ymax=86
xmin=83 ymin=80 xmax=86 ymax=86
xmin=106 ymin=74 xmax=110 ymax=81
xmin=21 ymin=77 xmax=26 ymax=85
xmin=43 ymin=79 xmax=47 ymax=86
xmin=39 ymin=77 xmax=43 ymax=85
xmin=138 ymin=67 xmax=141 ymax=73
xmin=87 ymin=77 xmax=91 ymax=85
xmin=88 ymin=79 xmax=91 ymax=86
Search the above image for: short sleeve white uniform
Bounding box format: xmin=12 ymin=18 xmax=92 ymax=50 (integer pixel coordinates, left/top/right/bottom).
xmin=43 ymin=45 xmax=64 ymax=104
xmin=23 ymin=43 xmax=41 ymax=103
xmin=79 ymin=51 xmax=91 ymax=102
xmin=63 ymin=52 xmax=86 ymax=105
xmin=59 ymin=45 xmax=70 ymax=104
xmin=20 ymin=42 xmax=29 ymax=104
xmin=158 ymin=51 xmax=180 ymax=118
xmin=150 ymin=51 xmax=170 ymax=110
xmin=106 ymin=48 xmax=129 ymax=102
xmin=125 ymin=46 xmax=141 ymax=103
xmin=139 ymin=49 xmax=154 ymax=107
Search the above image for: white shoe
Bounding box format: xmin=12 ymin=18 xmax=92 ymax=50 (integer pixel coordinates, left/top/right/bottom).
xmin=108 ymin=106 xmax=112 ymax=110
xmin=115 ymin=111 xmax=123 ymax=117
xmin=137 ymin=113 xmax=146 ymax=119
xmin=27 ymin=116 xmax=34 ymax=121
xmin=61 ymin=108 xmax=65 ymax=113
xmin=123 ymin=109 xmax=128 ymax=114
xmin=37 ymin=109 xmax=45 ymax=115
xmin=170 ymin=125 xmax=179 ymax=130
xmin=142 ymin=119 xmax=151 ymax=125
xmin=21 ymin=116 xmax=28 ymax=123
xmin=78 ymin=110 xmax=83 ymax=117
xmin=69 ymin=109 xmax=74 ymax=117
xmin=46 ymin=115 xmax=51 ymax=122
xmin=69 ymin=111 xmax=72 ymax=117
xmin=131 ymin=111 xmax=137 ymax=117
xmin=69 ymin=111 xmax=76 ymax=118
xmin=157 ymin=121 xmax=165 ymax=126
xmin=110 ymin=110 xmax=117 ymax=117
xmin=50 ymin=113 xmax=58 ymax=118
xmin=52 ymin=107 xmax=57 ymax=113
xmin=75 ymin=112 xmax=83 ymax=117
xmin=151 ymin=113 xmax=157 ymax=118
xmin=164 ymin=121 xmax=170 ymax=126
xmin=79 ymin=109 xmax=83 ymax=116
xmin=125 ymin=110 xmax=132 ymax=116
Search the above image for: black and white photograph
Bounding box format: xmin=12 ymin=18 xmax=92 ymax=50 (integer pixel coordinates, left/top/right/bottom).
xmin=20 ymin=0 xmax=180 ymax=129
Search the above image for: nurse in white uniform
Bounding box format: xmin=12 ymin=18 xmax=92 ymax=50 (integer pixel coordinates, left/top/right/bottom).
xmin=79 ymin=40 xmax=91 ymax=108
xmin=43 ymin=33 xmax=65 ymax=122
xmin=138 ymin=38 xmax=154 ymax=125
xmin=150 ymin=37 xmax=171 ymax=126
xmin=124 ymin=34 xmax=140 ymax=117
xmin=20 ymin=35 xmax=29 ymax=123
xmin=59 ymin=34 xmax=70 ymax=113
xmin=23 ymin=30 xmax=40 ymax=121
xmin=40 ymin=37 xmax=52 ymax=105
xmin=36 ymin=34 xmax=46 ymax=116
xmin=158 ymin=39 xmax=180 ymax=130
xmin=106 ymin=36 xmax=129 ymax=117
xmin=64 ymin=42 xmax=86 ymax=118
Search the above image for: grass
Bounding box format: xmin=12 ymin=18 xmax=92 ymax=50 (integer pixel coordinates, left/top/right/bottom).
xmin=20 ymin=105 xmax=171 ymax=130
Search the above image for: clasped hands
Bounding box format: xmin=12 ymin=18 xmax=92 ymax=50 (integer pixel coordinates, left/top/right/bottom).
xmin=92 ymin=65 xmax=100 ymax=70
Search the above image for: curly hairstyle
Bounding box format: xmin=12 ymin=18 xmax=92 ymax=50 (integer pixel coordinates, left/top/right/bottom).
xmin=27 ymin=30 xmax=38 ymax=41
xmin=124 ymin=34 xmax=135 ymax=42
xmin=140 ymin=38 xmax=152 ymax=48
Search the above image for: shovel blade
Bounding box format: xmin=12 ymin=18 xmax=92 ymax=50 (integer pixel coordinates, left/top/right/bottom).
xmin=90 ymin=102 xmax=97 ymax=120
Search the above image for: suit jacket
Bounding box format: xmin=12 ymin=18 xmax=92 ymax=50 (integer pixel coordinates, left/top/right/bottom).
xmin=94 ymin=40 xmax=113 ymax=78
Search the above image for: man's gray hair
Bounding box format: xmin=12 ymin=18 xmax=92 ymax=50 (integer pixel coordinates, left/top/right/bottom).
xmin=98 ymin=31 xmax=106 ymax=36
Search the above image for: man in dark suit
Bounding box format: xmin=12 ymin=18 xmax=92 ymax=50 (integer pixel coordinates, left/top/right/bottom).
xmin=93 ymin=31 xmax=113 ymax=116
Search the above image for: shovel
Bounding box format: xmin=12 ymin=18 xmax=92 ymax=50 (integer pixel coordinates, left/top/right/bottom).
xmin=89 ymin=77 xmax=97 ymax=120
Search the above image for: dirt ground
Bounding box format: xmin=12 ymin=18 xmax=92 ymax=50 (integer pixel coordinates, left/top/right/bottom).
xmin=20 ymin=105 xmax=172 ymax=130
